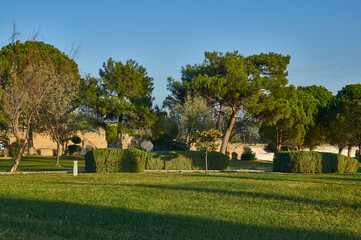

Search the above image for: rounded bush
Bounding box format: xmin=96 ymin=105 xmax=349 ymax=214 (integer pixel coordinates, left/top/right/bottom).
xmin=68 ymin=145 xmax=81 ymax=155
xmin=241 ymin=146 xmax=256 ymax=161
xmin=71 ymin=136 xmax=82 ymax=144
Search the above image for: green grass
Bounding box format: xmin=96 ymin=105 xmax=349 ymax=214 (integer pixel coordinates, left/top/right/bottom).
xmin=0 ymin=156 xmax=273 ymax=172
xmin=0 ymin=172 xmax=360 ymax=239
xmin=0 ymin=155 xmax=85 ymax=172
xmin=229 ymin=159 xmax=273 ymax=170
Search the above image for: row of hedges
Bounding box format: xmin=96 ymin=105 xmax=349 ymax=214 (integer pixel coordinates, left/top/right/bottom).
xmin=147 ymin=151 xmax=229 ymax=170
xmin=85 ymin=148 xmax=148 ymax=173
xmin=85 ymin=149 xmax=229 ymax=173
xmin=274 ymin=151 xmax=359 ymax=173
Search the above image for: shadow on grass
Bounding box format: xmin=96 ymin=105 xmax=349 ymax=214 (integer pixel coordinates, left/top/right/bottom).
xmin=191 ymin=172 xmax=361 ymax=186
xmin=47 ymin=178 xmax=360 ymax=211
xmin=119 ymin=183 xmax=360 ymax=210
xmin=0 ymin=156 xmax=85 ymax=172
xmin=0 ymin=197 xmax=359 ymax=240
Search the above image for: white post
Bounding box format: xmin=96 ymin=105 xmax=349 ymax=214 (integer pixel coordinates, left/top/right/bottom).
xmin=73 ymin=160 xmax=78 ymax=176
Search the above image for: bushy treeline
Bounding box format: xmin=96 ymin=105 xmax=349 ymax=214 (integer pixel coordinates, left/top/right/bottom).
xmin=85 ymin=148 xmax=229 ymax=173
xmin=273 ymin=151 xmax=359 ymax=173
xmin=159 ymin=52 xmax=361 ymax=160
xmin=1 ymin=33 xmax=360 ymax=173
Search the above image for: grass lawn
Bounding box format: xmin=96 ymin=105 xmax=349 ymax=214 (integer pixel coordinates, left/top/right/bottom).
xmin=0 ymin=156 xmax=273 ymax=172
xmin=0 ymin=171 xmax=360 ymax=239
xmin=0 ymin=155 xmax=85 ymax=172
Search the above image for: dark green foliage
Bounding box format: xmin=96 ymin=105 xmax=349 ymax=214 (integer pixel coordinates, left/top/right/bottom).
xmin=274 ymin=151 xmax=358 ymax=173
xmin=229 ymin=136 xmax=239 ymax=143
xmin=80 ymin=59 xmax=156 ymax=148
xmin=68 ymin=145 xmax=81 ymax=155
xmin=320 ymin=152 xmax=359 ymax=173
xmin=166 ymin=141 xmax=188 ymax=151
xmin=71 ymin=136 xmax=82 ymax=144
xmin=273 ymin=151 xmax=322 ymax=173
xmin=241 ymin=146 xmax=257 ymax=161
xmin=9 ymin=140 xmax=24 ymax=157
xmin=102 ymin=123 xmax=117 ymax=145
xmin=147 ymin=151 xmax=229 ymax=170
xmin=231 ymin=152 xmax=238 ymax=160
xmin=85 ymin=148 xmax=148 ymax=173
xmin=325 ymin=84 xmax=361 ymax=153
xmin=152 ymin=140 xmax=188 ymax=151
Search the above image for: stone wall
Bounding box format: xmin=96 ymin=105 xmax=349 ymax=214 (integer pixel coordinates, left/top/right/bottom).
xmin=9 ymin=129 xmax=107 ymax=156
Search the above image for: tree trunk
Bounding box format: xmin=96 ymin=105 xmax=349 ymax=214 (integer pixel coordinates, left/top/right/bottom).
xmin=10 ymin=141 xmax=28 ymax=172
xmin=54 ymin=142 xmax=61 ymax=166
xmin=115 ymin=115 xmax=123 ymax=149
xmin=220 ymin=107 xmax=238 ymax=154
xmin=215 ymin=104 xmax=224 ymax=132
xmin=186 ymin=128 xmax=191 ymax=150
xmin=28 ymin=126 xmax=34 ymax=155
xmin=276 ymin=126 xmax=282 ymax=152
xmin=65 ymin=140 xmax=69 ymax=154
xmin=347 ymin=145 xmax=352 ymax=157
xmin=338 ymin=147 xmax=344 ymax=154
xmin=205 ymin=151 xmax=208 ymax=174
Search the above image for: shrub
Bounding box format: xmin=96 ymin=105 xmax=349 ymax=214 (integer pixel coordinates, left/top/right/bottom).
xmin=8 ymin=140 xmax=25 ymax=157
xmin=71 ymin=136 xmax=82 ymax=145
xmin=231 ymin=152 xmax=238 ymax=160
xmin=85 ymin=148 xmax=148 ymax=173
xmin=147 ymin=151 xmax=229 ymax=170
xmin=68 ymin=145 xmax=81 ymax=155
xmin=355 ymin=150 xmax=359 ymax=159
xmin=241 ymin=146 xmax=256 ymax=161
xmin=273 ymin=151 xmax=322 ymax=173
xmin=229 ymin=136 xmax=242 ymax=144
xmin=273 ymin=151 xmax=358 ymax=173
xmin=153 ymin=141 xmax=188 ymax=151
xmin=320 ymin=152 xmax=359 ymax=173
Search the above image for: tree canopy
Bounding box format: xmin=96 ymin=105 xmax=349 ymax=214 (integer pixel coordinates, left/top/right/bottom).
xmin=80 ymin=58 xmax=156 ymax=148
xmin=176 ymin=51 xmax=291 ymax=154
xmin=0 ymin=40 xmax=79 ymax=171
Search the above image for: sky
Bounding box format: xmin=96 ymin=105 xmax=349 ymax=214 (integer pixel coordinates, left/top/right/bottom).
xmin=1 ymin=0 xmax=361 ymax=106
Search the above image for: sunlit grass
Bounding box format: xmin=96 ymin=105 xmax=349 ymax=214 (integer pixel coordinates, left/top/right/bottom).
xmin=0 ymin=171 xmax=360 ymax=239
xmin=0 ymin=155 xmax=274 ymax=172
xmin=0 ymin=155 xmax=85 ymax=172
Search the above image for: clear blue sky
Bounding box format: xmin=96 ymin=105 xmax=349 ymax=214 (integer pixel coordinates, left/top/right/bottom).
xmin=1 ymin=0 xmax=360 ymax=105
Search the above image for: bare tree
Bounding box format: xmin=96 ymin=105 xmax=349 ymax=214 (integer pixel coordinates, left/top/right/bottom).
xmin=0 ymin=27 xmax=79 ymax=171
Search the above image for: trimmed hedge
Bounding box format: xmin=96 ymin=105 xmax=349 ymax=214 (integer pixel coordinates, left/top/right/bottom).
xmin=147 ymin=151 xmax=229 ymax=170
xmin=85 ymin=148 xmax=148 ymax=173
xmin=68 ymin=145 xmax=81 ymax=155
xmin=85 ymin=149 xmax=229 ymax=172
xmin=274 ymin=151 xmax=359 ymax=173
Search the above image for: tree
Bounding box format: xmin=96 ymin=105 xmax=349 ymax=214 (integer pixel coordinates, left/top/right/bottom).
xmin=80 ymin=59 xmax=156 ymax=148
xmin=297 ymin=85 xmax=333 ymax=150
xmin=257 ymin=86 xmax=319 ymax=151
xmin=191 ymin=51 xmax=290 ymax=154
xmin=150 ymin=105 xmax=180 ymax=150
xmin=0 ymin=38 xmax=79 ymax=172
xmin=327 ymin=84 xmax=361 ymax=157
xmin=191 ymin=129 xmax=222 ymax=173
xmin=232 ymin=115 xmax=260 ymax=144
xmin=40 ymin=76 xmax=80 ymax=166
xmin=175 ymin=94 xmax=214 ymax=149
